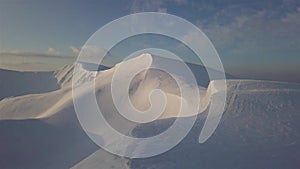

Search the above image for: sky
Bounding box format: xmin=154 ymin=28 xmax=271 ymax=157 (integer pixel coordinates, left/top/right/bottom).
xmin=0 ymin=0 xmax=299 ymax=82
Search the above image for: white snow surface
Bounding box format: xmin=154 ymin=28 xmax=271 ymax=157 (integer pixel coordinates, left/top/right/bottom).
xmin=0 ymin=54 xmax=299 ymax=169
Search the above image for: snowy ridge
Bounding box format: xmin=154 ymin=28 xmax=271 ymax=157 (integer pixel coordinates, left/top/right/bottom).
xmin=0 ymin=54 xmax=300 ymax=168
xmin=54 ymin=64 xmax=75 ymax=87
xmin=71 ymin=55 xmax=300 ymax=169
xmin=1 ymin=54 xmax=299 ymax=121
xmin=55 ymin=63 xmax=98 ymax=87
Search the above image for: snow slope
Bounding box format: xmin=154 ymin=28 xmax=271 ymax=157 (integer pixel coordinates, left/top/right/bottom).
xmin=0 ymin=54 xmax=205 ymax=120
xmin=74 ymin=79 xmax=300 ymax=169
xmin=127 ymin=80 xmax=300 ymax=169
xmin=0 ymin=54 xmax=299 ymax=169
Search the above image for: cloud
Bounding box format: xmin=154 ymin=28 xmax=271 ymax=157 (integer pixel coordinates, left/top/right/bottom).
xmin=70 ymin=46 xmax=81 ymax=55
xmin=174 ymin=0 xmax=187 ymax=5
xmin=130 ymin=0 xmax=187 ymax=13
xmin=281 ymin=7 xmax=300 ymax=25
xmin=47 ymin=47 xmax=60 ymax=55
xmin=78 ymin=45 xmax=111 ymax=63
xmin=0 ymin=48 xmax=74 ymax=59
xmin=131 ymin=0 xmax=164 ymax=13
xmin=158 ymin=8 xmax=167 ymax=13
xmin=182 ymin=2 xmax=300 ymax=79
xmin=198 ymin=5 xmax=300 ymax=53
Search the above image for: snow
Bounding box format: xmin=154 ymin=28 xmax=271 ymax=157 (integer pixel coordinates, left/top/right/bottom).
xmin=127 ymin=79 xmax=300 ymax=169
xmin=0 ymin=53 xmax=299 ymax=168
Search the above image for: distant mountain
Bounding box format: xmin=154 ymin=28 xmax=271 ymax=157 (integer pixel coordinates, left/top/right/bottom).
xmin=0 ymin=68 xmax=59 ymax=100
xmin=79 ymin=61 xmax=110 ymax=71
xmin=151 ymin=55 xmax=236 ymax=87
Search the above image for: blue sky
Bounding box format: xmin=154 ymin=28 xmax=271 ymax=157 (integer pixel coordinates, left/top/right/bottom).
xmin=0 ymin=0 xmax=299 ymax=82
